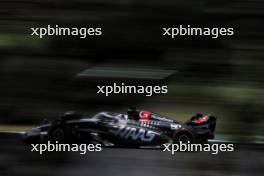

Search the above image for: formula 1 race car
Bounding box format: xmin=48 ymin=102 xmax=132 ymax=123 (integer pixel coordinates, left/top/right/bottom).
xmin=23 ymin=108 xmax=217 ymax=147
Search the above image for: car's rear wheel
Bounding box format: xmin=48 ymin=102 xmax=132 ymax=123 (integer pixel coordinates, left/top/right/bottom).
xmin=173 ymin=132 xmax=193 ymax=144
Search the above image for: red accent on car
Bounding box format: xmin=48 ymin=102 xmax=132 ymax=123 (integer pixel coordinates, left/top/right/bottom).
xmin=194 ymin=115 xmax=208 ymax=123
xmin=139 ymin=111 xmax=151 ymax=121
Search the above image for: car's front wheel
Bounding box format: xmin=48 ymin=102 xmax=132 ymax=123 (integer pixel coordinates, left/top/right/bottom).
xmin=48 ymin=124 xmax=70 ymax=143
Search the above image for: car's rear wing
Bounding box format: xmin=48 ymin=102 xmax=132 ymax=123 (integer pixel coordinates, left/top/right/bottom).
xmin=185 ymin=114 xmax=217 ymax=132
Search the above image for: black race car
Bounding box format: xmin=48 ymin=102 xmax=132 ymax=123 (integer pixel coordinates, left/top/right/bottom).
xmin=23 ymin=108 xmax=216 ymax=147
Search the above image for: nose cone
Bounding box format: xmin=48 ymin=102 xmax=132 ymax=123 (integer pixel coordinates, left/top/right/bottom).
xmin=23 ymin=128 xmax=41 ymax=144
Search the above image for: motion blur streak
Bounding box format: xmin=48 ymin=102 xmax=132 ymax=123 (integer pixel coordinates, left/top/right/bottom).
xmin=0 ymin=136 xmax=263 ymax=176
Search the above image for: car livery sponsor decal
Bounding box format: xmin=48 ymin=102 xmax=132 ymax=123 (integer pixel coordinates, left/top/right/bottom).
xmin=139 ymin=111 xmax=151 ymax=121
xmin=151 ymin=114 xmax=174 ymax=123
xmin=170 ymin=124 xmax=181 ymax=130
xmin=110 ymin=126 xmax=156 ymax=142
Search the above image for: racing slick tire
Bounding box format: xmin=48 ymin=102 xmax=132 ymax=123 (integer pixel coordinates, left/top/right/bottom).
xmin=173 ymin=131 xmax=194 ymax=144
xmin=47 ymin=122 xmax=71 ymax=143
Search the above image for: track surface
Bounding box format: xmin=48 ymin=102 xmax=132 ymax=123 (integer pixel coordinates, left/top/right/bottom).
xmin=0 ymin=133 xmax=263 ymax=176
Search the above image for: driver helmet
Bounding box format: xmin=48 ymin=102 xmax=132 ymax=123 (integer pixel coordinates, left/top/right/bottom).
xmin=127 ymin=107 xmax=140 ymax=120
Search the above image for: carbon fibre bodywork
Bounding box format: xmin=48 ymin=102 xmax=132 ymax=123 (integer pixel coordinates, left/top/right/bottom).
xmin=23 ymin=110 xmax=216 ymax=146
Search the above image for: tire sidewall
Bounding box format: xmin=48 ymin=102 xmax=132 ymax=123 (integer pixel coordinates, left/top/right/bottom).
xmin=173 ymin=131 xmax=193 ymax=144
xmin=48 ymin=123 xmax=69 ymax=143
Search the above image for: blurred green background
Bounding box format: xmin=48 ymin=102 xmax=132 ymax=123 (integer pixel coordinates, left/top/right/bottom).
xmin=0 ymin=0 xmax=263 ymax=141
